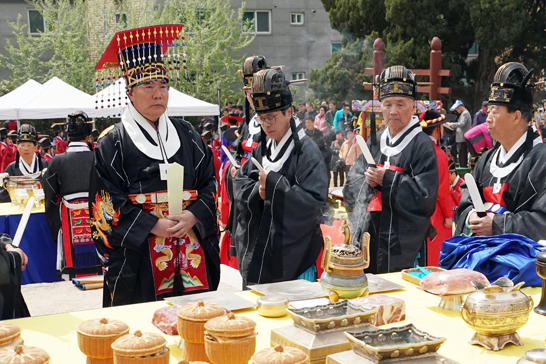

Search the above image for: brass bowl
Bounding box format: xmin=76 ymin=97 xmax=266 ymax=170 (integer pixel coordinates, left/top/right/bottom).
xmin=460 ymin=290 xmax=532 ymax=336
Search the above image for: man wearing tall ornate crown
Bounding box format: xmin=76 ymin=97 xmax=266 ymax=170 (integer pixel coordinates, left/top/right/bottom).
xmin=89 ymin=25 xmax=219 ymax=306
xmin=454 ymin=62 xmax=546 ymax=239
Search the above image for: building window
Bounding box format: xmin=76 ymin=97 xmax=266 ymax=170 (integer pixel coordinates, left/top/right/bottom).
xmin=28 ymin=10 xmax=45 ymax=34
xmin=243 ymin=10 xmax=271 ymax=34
xmin=290 ymin=13 xmax=304 ymax=25
xmin=292 ymin=72 xmax=306 ymax=81
xmin=331 ymin=43 xmax=342 ymax=53
xmin=468 ymin=42 xmax=479 ymax=55
xmin=115 ymin=13 xmax=127 ymax=27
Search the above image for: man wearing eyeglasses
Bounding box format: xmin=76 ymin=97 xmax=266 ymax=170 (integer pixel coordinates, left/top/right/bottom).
xmin=233 ymin=68 xmax=328 ymax=287
xmin=89 ymin=26 xmax=219 ymax=307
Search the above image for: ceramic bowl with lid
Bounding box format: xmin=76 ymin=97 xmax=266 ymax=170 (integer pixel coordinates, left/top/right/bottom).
xmin=111 ymin=330 xmax=169 ymax=364
xmin=177 ymin=300 xmax=226 ymax=343
xmin=204 ymin=313 xmax=257 ymax=364
xmin=251 ymin=345 xmax=308 ymax=364
xmin=77 ymin=318 xmax=130 ymax=360
xmin=0 ymin=322 xmax=22 ymax=348
xmin=256 ymin=295 xmax=289 ymax=318
xmin=0 ymin=345 xmax=50 ymax=364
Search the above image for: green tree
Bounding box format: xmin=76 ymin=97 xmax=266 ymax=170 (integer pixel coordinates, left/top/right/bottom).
xmin=0 ymin=0 xmax=254 ymax=108
xmin=308 ymin=37 xmax=372 ymax=104
xmin=319 ymin=0 xmax=546 ymax=110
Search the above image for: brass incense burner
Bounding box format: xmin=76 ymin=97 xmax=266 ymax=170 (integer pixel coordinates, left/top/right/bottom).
xmin=460 ymin=277 xmax=533 ymax=351
xmin=1 ymin=174 xmax=41 ymax=206
xmin=320 ymin=219 xmax=370 ymax=302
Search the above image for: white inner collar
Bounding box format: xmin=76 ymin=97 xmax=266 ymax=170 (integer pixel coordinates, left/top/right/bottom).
xmin=121 ymin=102 xmax=180 ymax=162
xmin=262 ymin=118 xmax=306 ymax=173
xmin=386 ymin=116 xmax=419 ymax=144
xmin=380 ymin=116 xmax=422 ymax=157
xmin=498 ymin=131 xmax=527 ymax=164
xmin=429 ymin=135 xmax=437 ymax=143
xmin=67 ymin=142 xmax=90 ymax=153
xmin=19 ymin=154 xmax=37 ymax=176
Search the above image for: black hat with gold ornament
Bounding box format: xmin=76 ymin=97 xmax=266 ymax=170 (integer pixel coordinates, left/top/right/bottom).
xmin=250 ymin=68 xmax=293 ymax=113
xmin=17 ymin=124 xmax=38 ymax=144
xmin=379 ymin=65 xmax=417 ymax=101
xmin=241 ymin=56 xmax=268 ymax=90
xmin=489 ymin=62 xmax=534 ymax=112
xmin=448 ymin=157 xmax=456 ymax=172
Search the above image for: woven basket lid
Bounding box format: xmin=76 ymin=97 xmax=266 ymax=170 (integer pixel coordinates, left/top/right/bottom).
xmin=111 ymin=330 xmax=166 ymax=357
xmin=204 ymin=312 xmax=256 ymax=337
xmin=0 ymin=322 xmax=22 ymax=346
xmin=177 ymin=300 xmax=226 ymax=322
xmin=251 ymin=345 xmax=308 ymax=364
xmin=77 ymin=318 xmax=129 ymax=337
xmin=0 ymin=345 xmax=51 ymax=364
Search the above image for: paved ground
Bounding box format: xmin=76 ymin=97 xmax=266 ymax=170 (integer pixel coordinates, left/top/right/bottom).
xmin=21 ymin=265 xmax=243 ymax=316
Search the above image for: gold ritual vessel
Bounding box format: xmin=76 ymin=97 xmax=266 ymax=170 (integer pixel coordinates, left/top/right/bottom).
xmin=320 ymin=219 xmax=370 ymax=302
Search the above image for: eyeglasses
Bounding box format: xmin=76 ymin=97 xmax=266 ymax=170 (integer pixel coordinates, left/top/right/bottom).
xmin=257 ymin=112 xmax=284 ymax=125
xmin=137 ymin=81 xmax=170 ymax=93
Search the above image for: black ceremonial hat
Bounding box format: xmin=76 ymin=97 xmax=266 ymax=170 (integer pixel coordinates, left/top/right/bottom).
xmin=91 ymin=129 xmax=100 ymax=139
xmin=250 ymin=68 xmax=292 ymax=113
xmin=448 ymin=157 xmax=456 ymax=172
xmin=18 ymin=124 xmax=38 ymax=144
xmin=489 ymin=62 xmax=534 ymax=112
xmin=379 ymin=65 xmax=416 ymax=101
xmin=242 ymin=56 xmax=268 ymax=90
xmin=67 ymin=111 xmax=94 ymax=138
xmin=38 ymin=137 xmax=52 ymax=148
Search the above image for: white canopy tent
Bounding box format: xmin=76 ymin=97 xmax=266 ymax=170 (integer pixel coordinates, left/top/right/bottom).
xmin=0 ymin=79 xmax=43 ymax=119
xmin=92 ymin=79 xmax=219 ymax=118
xmin=14 ymin=77 xmax=96 ymax=119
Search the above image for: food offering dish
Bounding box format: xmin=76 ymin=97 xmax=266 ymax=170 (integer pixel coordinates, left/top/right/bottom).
xmin=287 ymin=300 xmax=378 ymax=333
xmin=344 ymin=324 xmax=447 ymax=363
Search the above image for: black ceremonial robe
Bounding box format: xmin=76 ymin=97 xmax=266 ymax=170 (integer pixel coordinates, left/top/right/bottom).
xmin=233 ymin=125 xmax=328 ymax=286
xmin=343 ymin=117 xmax=438 ymax=273
xmin=0 ymin=234 xmax=30 ymax=320
xmin=89 ymin=105 xmax=219 ymax=307
xmin=0 ymin=156 xmax=48 ymax=203
xmin=455 ymin=126 xmax=546 ymax=240
xmin=43 ymin=142 xmax=100 ymax=276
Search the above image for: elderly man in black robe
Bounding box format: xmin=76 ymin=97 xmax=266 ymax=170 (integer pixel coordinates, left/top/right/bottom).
xmin=89 ymin=25 xmax=219 ymax=307
xmin=233 ymin=68 xmax=328 ymax=287
xmin=343 ymin=65 xmax=438 ymax=273
xmin=454 ymin=62 xmax=546 ymax=239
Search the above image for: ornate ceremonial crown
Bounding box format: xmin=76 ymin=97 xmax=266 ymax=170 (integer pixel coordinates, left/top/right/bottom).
xmin=250 ymin=68 xmax=292 ymax=113
xmin=379 ymin=65 xmax=416 ymax=101
xmin=489 ymin=62 xmax=534 ymax=112
xmin=93 ymin=25 xmax=187 ymax=114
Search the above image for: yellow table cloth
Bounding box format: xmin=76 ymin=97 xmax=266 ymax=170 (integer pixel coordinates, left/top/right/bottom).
xmin=10 ymin=273 xmax=546 ymax=363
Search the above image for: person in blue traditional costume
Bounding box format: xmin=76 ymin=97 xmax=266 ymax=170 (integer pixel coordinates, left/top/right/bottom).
xmin=454 ymin=62 xmax=546 ymax=239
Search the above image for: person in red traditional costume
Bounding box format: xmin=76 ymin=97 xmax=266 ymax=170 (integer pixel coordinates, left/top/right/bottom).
xmin=455 ymin=62 xmax=546 ymax=239
xmin=52 ymin=124 xmax=68 ymax=154
xmin=419 ymin=109 xmax=456 ymax=266
xmin=43 ymin=112 xmax=101 ymax=277
xmin=449 ymin=158 xmax=464 ymax=210
xmin=0 ymin=128 xmax=15 ymax=172
xmin=89 ymin=25 xmax=219 ymax=307
xmin=38 ymin=137 xmax=54 ymax=162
